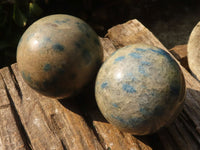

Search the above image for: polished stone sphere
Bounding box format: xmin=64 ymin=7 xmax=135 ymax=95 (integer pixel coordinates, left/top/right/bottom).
xmin=17 ymin=14 xmax=103 ymax=99
xmin=95 ymin=44 xmax=185 ymax=135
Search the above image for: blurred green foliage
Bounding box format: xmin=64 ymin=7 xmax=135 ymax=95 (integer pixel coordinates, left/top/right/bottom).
xmin=0 ymin=0 xmax=45 ymax=67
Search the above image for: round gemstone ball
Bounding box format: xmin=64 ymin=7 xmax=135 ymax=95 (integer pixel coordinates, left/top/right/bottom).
xmin=17 ymin=14 xmax=103 ymax=99
xmin=95 ymin=44 xmax=185 ymax=135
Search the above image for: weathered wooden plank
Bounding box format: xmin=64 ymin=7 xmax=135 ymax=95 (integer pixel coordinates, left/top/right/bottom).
xmin=0 ymin=75 xmax=27 ymax=150
xmin=105 ymin=19 xmax=200 ymax=150
xmin=106 ymin=19 xmax=166 ymax=50
xmin=169 ymin=45 xmax=189 ymax=70
xmin=37 ymin=95 xmax=103 ymax=150
xmin=100 ymin=37 xmax=116 ymax=61
xmin=90 ymin=110 xmax=152 ymax=150
xmin=10 ymin=64 xmax=104 ymax=150
xmin=0 ymin=66 xmax=64 ymax=150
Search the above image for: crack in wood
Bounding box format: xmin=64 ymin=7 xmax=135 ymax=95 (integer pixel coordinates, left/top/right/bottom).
xmin=35 ymin=99 xmax=62 ymax=140
xmin=8 ymin=66 xmax=23 ymax=100
xmin=0 ymin=73 xmax=32 ymax=150
xmin=79 ymin=111 xmax=106 ymax=150
xmin=61 ymin=140 xmax=68 ymax=150
xmin=180 ymin=110 xmax=200 ymax=144
xmin=0 ymin=103 xmax=10 ymax=110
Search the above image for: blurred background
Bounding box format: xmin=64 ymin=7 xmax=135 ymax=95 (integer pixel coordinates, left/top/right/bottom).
xmin=0 ymin=0 xmax=200 ymax=68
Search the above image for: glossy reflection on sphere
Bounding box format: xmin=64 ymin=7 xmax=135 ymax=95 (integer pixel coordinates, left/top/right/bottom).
xmin=95 ymin=44 xmax=185 ymax=135
xmin=17 ymin=14 xmax=103 ymax=99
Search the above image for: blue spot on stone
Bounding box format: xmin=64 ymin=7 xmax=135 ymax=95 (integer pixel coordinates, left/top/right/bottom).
xmin=141 ymin=61 xmax=151 ymax=65
xmin=149 ymin=48 xmax=180 ymax=69
xmin=125 ymin=72 xmax=137 ymax=81
xmin=138 ymin=61 xmax=151 ymax=76
xmin=127 ymin=117 xmax=146 ymax=126
xmin=39 ymin=37 xmax=51 ymax=48
xmin=114 ymin=56 xmax=125 ymax=63
xmin=135 ymin=48 xmax=146 ymax=52
xmin=122 ymin=84 xmax=136 ymax=93
xmin=149 ymin=48 xmax=165 ymax=55
xmin=139 ymin=65 xmax=147 ymax=76
xmin=55 ymin=19 xmax=70 ymax=24
xmin=44 ymin=37 xmax=51 ymax=42
xmin=21 ymin=71 xmax=32 ymax=83
xmin=94 ymin=38 xmax=100 ymax=46
xmin=101 ymin=82 xmax=108 ymax=89
xmin=128 ymin=52 xmax=141 ymax=58
xmin=112 ymin=103 xmax=119 ymax=108
xmin=111 ymin=115 xmax=125 ymax=123
xmin=150 ymin=91 xmax=156 ymax=97
xmin=52 ymin=44 xmax=64 ymax=52
xmin=149 ymin=48 xmax=173 ymax=62
xmin=76 ymin=22 xmax=90 ymax=38
xmin=126 ymin=72 xmax=133 ymax=77
xmin=139 ymin=108 xmax=149 ymax=115
xmin=27 ymin=33 xmax=34 ymax=41
xmin=111 ymin=51 xmax=116 ymax=56
xmin=81 ymin=49 xmax=91 ymax=64
xmin=75 ymin=39 xmax=85 ymax=49
xmin=43 ymin=64 xmax=51 ymax=72
xmin=111 ymin=115 xmax=147 ymax=127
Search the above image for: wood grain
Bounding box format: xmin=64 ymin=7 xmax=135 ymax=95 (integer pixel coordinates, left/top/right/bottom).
xmin=170 ymin=45 xmax=189 ymax=70
xmin=0 ymin=74 xmax=27 ymax=150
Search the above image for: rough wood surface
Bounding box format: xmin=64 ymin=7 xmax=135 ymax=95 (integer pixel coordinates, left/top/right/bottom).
xmin=169 ymin=45 xmax=189 ymax=70
xmin=0 ymin=19 xmax=200 ymax=150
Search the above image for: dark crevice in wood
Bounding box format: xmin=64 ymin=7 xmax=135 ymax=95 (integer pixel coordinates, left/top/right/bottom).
xmin=79 ymin=111 xmax=106 ymax=150
xmin=184 ymin=103 xmax=200 ymax=135
xmin=180 ymin=110 xmax=200 ymax=144
xmin=61 ymin=140 xmax=68 ymax=150
xmin=7 ymin=66 xmax=23 ymax=100
xmin=0 ymin=103 xmax=10 ymax=110
xmin=0 ymin=73 xmax=32 ymax=150
xmin=174 ymin=120 xmax=190 ymax=149
xmin=167 ymin=120 xmax=191 ymax=150
xmin=159 ymin=128 xmax=181 ymax=150
xmin=36 ymin=100 xmax=60 ymax=138
xmin=50 ymin=113 xmax=70 ymax=149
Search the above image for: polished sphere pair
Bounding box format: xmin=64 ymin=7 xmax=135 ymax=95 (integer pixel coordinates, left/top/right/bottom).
xmin=17 ymin=15 xmax=185 ymax=135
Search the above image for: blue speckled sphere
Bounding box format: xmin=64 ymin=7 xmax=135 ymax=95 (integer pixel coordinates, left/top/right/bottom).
xmin=95 ymin=44 xmax=185 ymax=135
xmin=17 ymin=14 xmax=103 ymax=99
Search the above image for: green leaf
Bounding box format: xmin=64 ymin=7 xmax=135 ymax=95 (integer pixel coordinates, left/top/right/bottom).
xmin=13 ymin=4 xmax=27 ymax=27
xmin=29 ymin=2 xmax=43 ymax=16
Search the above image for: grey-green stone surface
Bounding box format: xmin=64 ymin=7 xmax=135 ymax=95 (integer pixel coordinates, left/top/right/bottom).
xmin=95 ymin=44 xmax=185 ymax=135
xmin=17 ymin=14 xmax=103 ymax=99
